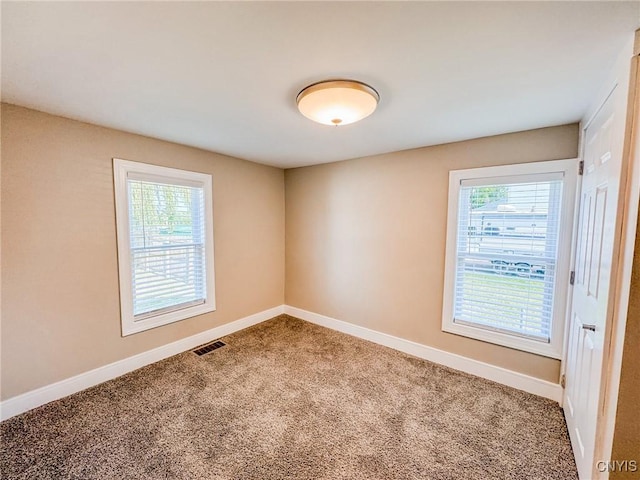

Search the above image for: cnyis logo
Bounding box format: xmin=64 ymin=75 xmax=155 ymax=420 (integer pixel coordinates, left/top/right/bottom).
xmin=596 ymin=460 xmax=638 ymax=473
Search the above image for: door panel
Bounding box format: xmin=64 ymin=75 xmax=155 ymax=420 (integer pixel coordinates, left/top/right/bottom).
xmin=576 ymin=194 xmax=591 ymax=285
xmin=564 ymin=86 xmax=622 ymax=480
xmin=588 ymin=186 xmax=607 ymax=299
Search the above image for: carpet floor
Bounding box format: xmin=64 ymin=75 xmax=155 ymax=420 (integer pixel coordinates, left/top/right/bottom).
xmin=1 ymin=315 xmax=577 ymax=479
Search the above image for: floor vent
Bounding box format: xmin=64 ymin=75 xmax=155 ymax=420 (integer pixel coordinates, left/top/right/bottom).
xmin=193 ymin=340 xmax=226 ymax=356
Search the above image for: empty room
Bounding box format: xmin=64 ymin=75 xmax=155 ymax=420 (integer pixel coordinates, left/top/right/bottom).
xmin=1 ymin=2 xmax=639 ymax=479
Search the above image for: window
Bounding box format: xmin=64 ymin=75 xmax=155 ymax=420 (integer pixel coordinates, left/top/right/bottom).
xmin=442 ymin=159 xmax=578 ymax=358
xmin=113 ymin=159 xmax=215 ymax=336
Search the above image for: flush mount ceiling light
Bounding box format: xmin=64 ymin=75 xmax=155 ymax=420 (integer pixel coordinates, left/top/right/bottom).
xmin=296 ymin=80 xmax=380 ymax=126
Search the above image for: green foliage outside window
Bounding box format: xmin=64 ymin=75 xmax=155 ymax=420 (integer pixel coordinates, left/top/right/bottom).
xmin=130 ymin=182 xmax=193 ymax=234
xmin=470 ymin=186 xmax=508 ymax=209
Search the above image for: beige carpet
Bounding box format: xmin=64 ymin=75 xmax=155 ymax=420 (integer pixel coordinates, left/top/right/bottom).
xmin=1 ymin=315 xmax=577 ymax=479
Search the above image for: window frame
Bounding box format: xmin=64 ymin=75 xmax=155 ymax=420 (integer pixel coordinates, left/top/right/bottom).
xmin=113 ymin=158 xmax=216 ymax=336
xmin=441 ymin=158 xmax=578 ymax=359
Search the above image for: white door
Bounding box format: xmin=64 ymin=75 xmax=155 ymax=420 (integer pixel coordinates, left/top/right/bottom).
xmin=564 ymin=86 xmax=625 ymax=479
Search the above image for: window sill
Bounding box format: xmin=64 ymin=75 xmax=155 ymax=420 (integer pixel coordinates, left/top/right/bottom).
xmin=121 ymin=301 xmax=216 ymax=336
xmin=442 ymin=321 xmax=562 ymax=359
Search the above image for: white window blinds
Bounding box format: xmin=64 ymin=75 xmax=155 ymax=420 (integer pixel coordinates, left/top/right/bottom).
xmin=127 ymin=177 xmax=207 ymax=319
xmin=453 ymin=176 xmax=563 ymax=342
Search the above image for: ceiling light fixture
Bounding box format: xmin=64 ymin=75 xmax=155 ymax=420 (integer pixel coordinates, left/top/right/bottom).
xmin=296 ymin=79 xmax=380 ymax=126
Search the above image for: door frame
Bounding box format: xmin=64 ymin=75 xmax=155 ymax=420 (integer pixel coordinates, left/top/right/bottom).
xmin=560 ymin=30 xmax=639 ymax=478
xmin=595 ymin=35 xmax=640 ymax=475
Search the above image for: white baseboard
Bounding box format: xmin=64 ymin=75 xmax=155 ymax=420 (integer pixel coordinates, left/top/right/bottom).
xmin=284 ymin=305 xmax=563 ymax=403
xmin=0 ymin=305 xmax=285 ymax=421
xmin=1 ymin=304 xmax=563 ymax=421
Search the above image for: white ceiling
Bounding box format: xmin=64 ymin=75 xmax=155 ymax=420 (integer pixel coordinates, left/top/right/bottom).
xmin=2 ymin=2 xmax=639 ymax=168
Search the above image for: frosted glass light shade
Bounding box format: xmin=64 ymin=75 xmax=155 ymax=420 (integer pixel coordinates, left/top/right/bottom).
xmin=296 ymin=80 xmax=380 ymax=126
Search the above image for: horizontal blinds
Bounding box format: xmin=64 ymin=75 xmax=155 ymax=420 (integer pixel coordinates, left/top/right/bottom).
xmin=127 ymin=177 xmax=207 ymax=318
xmin=460 ymin=171 xmax=564 ymax=188
xmin=453 ymin=179 xmax=563 ymax=342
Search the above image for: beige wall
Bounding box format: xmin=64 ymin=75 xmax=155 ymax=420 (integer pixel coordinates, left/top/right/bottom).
xmin=1 ymin=104 xmax=285 ymax=400
xmin=285 ymin=124 xmax=579 ymax=383
xmin=610 ymin=207 xmax=640 ymax=476
xmin=0 ymin=103 xmax=579 ymax=398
